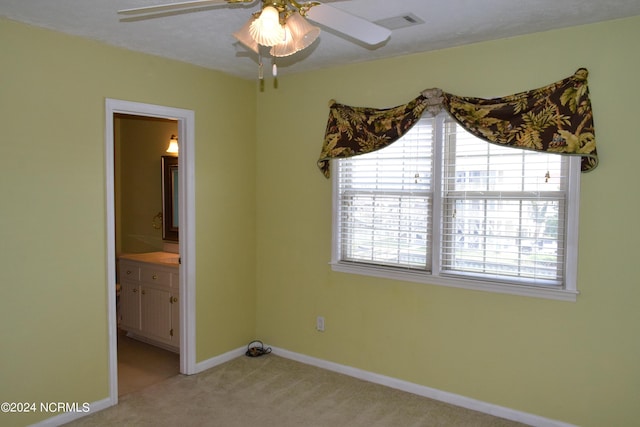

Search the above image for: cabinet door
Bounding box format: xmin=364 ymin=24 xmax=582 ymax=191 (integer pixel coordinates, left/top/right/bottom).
xmin=119 ymin=281 xmax=140 ymax=331
xmin=170 ymin=291 xmax=179 ymax=346
xmin=140 ymin=286 xmax=172 ymax=344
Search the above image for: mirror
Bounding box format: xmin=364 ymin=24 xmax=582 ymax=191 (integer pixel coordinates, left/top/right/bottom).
xmin=161 ymin=156 xmax=179 ymax=241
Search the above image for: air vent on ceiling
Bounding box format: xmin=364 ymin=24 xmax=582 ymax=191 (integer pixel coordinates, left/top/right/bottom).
xmin=374 ymin=13 xmax=424 ymax=31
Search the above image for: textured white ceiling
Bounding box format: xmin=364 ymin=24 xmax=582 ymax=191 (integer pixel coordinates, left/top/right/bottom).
xmin=2 ymin=0 xmax=640 ymax=80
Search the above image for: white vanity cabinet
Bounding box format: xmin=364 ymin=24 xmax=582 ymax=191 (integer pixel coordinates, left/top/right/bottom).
xmin=118 ymin=252 xmax=180 ymax=352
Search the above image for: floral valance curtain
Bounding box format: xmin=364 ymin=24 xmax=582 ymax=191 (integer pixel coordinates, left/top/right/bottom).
xmin=317 ymin=95 xmax=431 ymax=178
xmin=317 ymin=68 xmax=598 ymax=178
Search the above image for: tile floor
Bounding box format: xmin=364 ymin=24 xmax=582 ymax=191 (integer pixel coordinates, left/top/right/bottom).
xmin=117 ymin=329 xmax=180 ymax=396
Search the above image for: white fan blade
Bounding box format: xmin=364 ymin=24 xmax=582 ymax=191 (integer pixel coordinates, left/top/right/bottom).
xmin=306 ymin=3 xmax=391 ymax=46
xmin=118 ymin=0 xmax=249 ymax=16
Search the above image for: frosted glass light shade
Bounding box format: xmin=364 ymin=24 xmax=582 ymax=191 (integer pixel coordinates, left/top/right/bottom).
xmin=270 ymin=27 xmax=296 ymax=57
xmin=233 ymin=18 xmax=259 ymax=53
xmin=249 ymin=6 xmax=285 ymax=47
xmin=166 ymin=135 xmax=179 ymax=153
xmin=287 ymin=12 xmax=320 ymax=51
xmin=270 ymin=13 xmax=320 ymax=57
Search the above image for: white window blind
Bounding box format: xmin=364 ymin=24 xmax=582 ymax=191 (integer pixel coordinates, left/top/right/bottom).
xmin=335 ymin=118 xmax=433 ymax=270
xmin=441 ymin=119 xmax=568 ymax=286
xmin=332 ymin=113 xmax=579 ymax=300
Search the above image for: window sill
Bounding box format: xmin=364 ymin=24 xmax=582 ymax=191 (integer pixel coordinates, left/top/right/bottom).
xmin=330 ymin=262 xmax=579 ymax=302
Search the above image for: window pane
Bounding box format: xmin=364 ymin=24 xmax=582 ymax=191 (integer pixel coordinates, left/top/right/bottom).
xmin=340 ymin=194 xmax=430 ymax=268
xmin=333 ymin=114 xmax=576 ymax=294
xmin=336 ymin=118 xmax=434 ymax=269
xmin=442 ymin=198 xmax=565 ymax=283
xmin=442 ymin=121 xmax=567 ymax=285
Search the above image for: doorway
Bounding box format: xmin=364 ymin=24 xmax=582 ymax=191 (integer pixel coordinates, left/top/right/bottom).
xmin=105 ymin=99 xmax=196 ymax=405
xmin=116 ymin=114 xmax=179 ymax=395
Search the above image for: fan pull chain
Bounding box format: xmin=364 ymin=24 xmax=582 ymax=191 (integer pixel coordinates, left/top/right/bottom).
xmin=272 ymin=61 xmax=278 ymax=89
xmin=258 ymin=55 xmax=264 ymax=91
xmin=256 ymin=56 xmax=280 ymax=91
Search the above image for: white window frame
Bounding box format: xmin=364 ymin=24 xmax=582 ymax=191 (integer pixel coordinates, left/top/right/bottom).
xmin=331 ymin=114 xmax=580 ymax=302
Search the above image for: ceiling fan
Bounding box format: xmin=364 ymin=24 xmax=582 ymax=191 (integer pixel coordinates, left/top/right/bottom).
xmin=118 ymin=0 xmax=392 ymax=63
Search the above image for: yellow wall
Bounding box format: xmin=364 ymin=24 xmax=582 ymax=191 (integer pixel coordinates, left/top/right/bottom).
xmin=2 ymin=12 xmax=640 ymax=427
xmin=255 ymin=16 xmax=640 ymax=427
xmin=0 ymin=18 xmax=256 ymax=426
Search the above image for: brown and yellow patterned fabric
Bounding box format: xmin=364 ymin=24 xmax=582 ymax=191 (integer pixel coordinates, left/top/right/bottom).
xmin=317 ymin=95 xmax=430 ymax=178
xmin=317 ymin=69 xmax=598 ymax=178
xmin=442 ymin=68 xmax=598 ymax=173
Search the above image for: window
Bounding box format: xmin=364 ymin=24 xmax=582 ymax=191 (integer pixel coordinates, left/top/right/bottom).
xmin=332 ymin=114 xmax=580 ymax=301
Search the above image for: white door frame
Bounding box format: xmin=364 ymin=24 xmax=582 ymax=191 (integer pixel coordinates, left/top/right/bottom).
xmin=105 ymin=98 xmax=197 ymax=405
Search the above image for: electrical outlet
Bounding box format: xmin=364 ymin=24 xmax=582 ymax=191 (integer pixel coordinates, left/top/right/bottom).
xmin=316 ymin=316 xmax=325 ymax=332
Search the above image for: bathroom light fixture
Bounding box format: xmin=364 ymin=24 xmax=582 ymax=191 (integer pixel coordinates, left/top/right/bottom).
xmin=166 ymin=135 xmax=179 ymax=154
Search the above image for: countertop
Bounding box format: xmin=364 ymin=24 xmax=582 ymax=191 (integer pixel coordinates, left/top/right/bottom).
xmin=119 ymin=251 xmax=179 ymax=267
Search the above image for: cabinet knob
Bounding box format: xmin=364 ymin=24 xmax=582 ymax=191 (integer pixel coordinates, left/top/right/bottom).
xmin=132 ymin=288 xmax=138 ymax=293
xmin=172 ymin=297 xmax=178 ymax=303
xmin=126 ymin=270 xmax=132 ymax=275
xmin=152 ymin=274 xmax=158 ymax=280
xmin=141 ymin=289 xmax=146 ymax=295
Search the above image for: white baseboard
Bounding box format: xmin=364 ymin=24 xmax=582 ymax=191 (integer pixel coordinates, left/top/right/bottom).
xmin=29 ymin=346 xmax=245 ymax=426
xmin=29 ymin=396 xmax=115 ymax=427
xmin=125 ymin=331 xmax=179 ymax=354
xmin=271 ymin=346 xmax=578 ymax=427
xmin=193 ymin=345 xmax=246 ymax=373
xmin=30 ymin=345 xmax=577 ymax=427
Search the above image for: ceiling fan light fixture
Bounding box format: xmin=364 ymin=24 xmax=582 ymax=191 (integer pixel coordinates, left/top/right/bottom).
xmin=285 ymin=12 xmax=320 ymax=51
xmin=270 ymin=26 xmax=297 ymax=57
xmin=271 ymin=12 xmax=320 ymax=58
xmin=249 ymin=5 xmax=285 ymax=47
xmin=232 ymin=17 xmax=259 ymax=54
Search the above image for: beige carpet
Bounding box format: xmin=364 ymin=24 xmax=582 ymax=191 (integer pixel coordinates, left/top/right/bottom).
xmin=66 ymin=354 xmax=529 ymax=426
